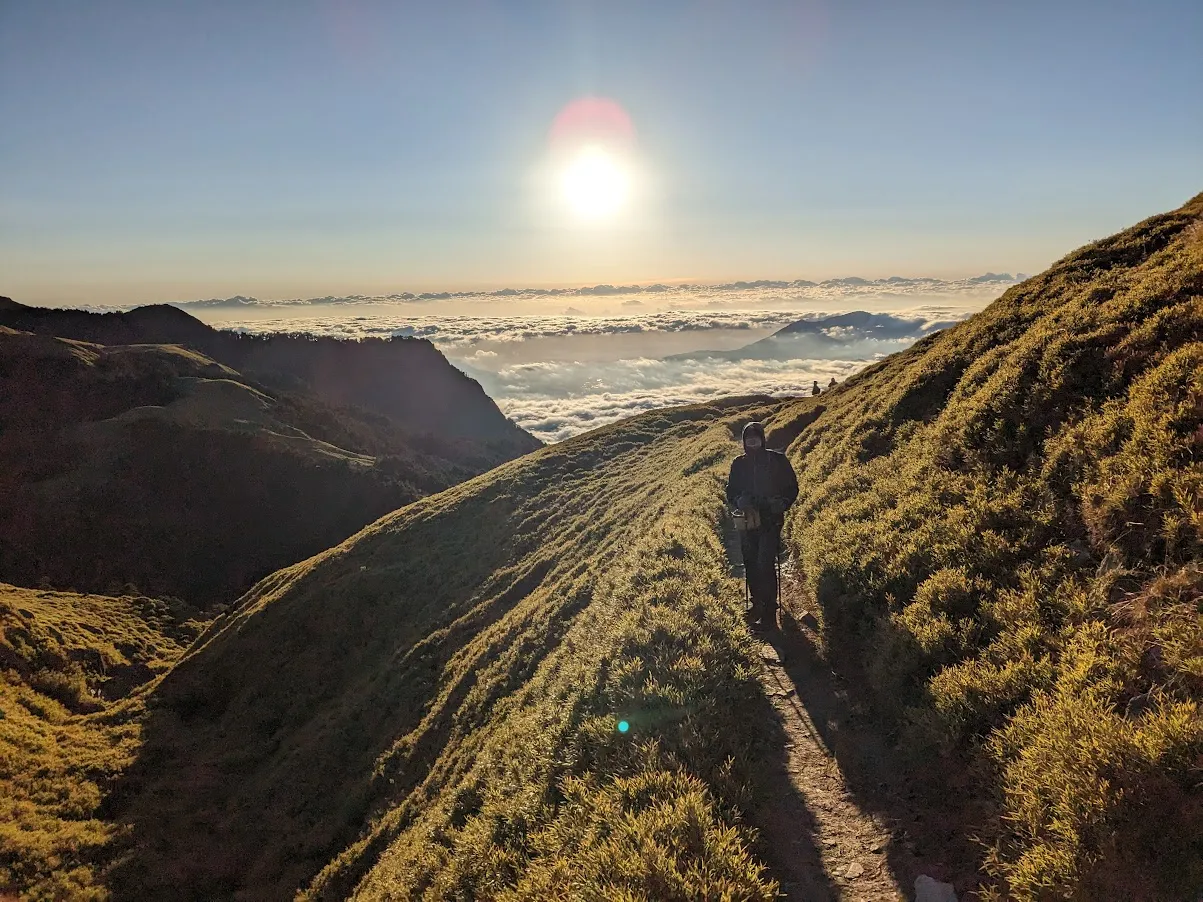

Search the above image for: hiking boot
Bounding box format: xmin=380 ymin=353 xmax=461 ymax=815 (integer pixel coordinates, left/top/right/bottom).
xmin=749 ymin=610 xmax=781 ymax=636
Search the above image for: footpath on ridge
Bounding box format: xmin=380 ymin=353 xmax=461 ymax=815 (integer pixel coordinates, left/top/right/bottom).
xmin=724 ymin=528 xmax=977 ymax=901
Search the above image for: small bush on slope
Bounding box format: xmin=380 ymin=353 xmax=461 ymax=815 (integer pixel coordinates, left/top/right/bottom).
xmin=772 ymin=193 xmax=1203 ymax=898
xmin=110 ymin=398 xmax=784 ymax=901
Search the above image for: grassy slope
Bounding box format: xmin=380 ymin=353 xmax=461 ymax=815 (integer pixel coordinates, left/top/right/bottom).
xmin=109 ymin=396 xmax=786 ymax=901
xmin=97 ymin=396 xmax=792 ymax=901
xmin=0 ymin=584 xmax=202 ymax=900
xmin=769 ymin=193 xmax=1202 ymax=898
xmin=5 ymin=196 xmax=1199 ymax=901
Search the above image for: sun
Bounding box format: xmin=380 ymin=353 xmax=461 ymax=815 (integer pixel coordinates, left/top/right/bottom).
xmin=559 ymin=147 xmax=631 ymax=221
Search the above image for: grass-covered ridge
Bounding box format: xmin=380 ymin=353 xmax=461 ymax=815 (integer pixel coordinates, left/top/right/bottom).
xmin=109 ymin=398 xmax=787 ymax=900
xmin=770 ymin=192 xmax=1203 ymax=897
xmin=4 ymin=196 xmax=1199 ymax=900
xmin=0 ymin=328 xmax=530 ymax=604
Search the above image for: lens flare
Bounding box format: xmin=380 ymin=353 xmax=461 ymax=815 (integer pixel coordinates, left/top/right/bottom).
xmin=550 ymin=97 xmax=635 ymax=153
xmin=617 ymin=719 xmax=630 ymax=734
xmin=560 ymin=147 xmax=630 ymax=221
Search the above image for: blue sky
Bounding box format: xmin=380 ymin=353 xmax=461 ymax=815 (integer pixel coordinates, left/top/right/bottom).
xmin=2 ymin=0 xmax=1200 ymax=305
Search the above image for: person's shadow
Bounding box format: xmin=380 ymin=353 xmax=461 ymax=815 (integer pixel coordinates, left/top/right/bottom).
xmin=771 ymin=566 xmax=987 ymax=895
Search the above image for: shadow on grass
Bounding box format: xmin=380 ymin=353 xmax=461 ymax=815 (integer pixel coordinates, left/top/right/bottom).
xmin=720 ymin=499 xmax=984 ymax=896
xmin=100 ymin=482 xmax=541 ymax=901
xmin=773 ymin=575 xmax=989 ymax=896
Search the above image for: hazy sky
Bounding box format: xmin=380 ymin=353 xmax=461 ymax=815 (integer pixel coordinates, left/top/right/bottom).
xmin=3 ymin=0 xmax=1200 ymax=305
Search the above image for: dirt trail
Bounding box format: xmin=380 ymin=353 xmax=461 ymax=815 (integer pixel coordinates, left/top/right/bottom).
xmin=742 ymin=559 xmax=980 ymax=901
xmin=753 ymin=639 xmax=906 ymax=899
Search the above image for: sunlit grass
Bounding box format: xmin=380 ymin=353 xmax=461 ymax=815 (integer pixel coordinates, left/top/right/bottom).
xmin=774 ymin=191 xmax=1203 ymax=898
xmin=0 ymin=585 xmax=200 ymax=899
xmin=4 ymin=193 xmax=1200 ymax=900
xmin=105 ymin=397 xmax=783 ymax=901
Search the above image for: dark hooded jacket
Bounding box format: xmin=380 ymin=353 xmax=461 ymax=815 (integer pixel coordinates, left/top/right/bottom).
xmin=726 ymin=423 xmax=799 ymax=529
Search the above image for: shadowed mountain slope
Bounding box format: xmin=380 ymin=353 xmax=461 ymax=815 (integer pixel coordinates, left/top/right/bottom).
xmin=0 ymin=299 xmax=538 ymax=450
xmin=0 ymin=329 xmax=528 ymax=604
xmin=764 ymin=191 xmax=1203 ymax=898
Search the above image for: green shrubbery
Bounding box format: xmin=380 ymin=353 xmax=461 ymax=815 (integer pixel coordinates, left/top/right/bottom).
xmin=777 ymin=193 xmax=1203 ymax=898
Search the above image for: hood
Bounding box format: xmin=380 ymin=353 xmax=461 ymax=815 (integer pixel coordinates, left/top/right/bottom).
xmin=742 ymin=421 xmax=766 ymax=452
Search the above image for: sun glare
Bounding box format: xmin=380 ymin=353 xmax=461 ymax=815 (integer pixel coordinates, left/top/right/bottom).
xmin=560 ymin=147 xmax=631 ymax=221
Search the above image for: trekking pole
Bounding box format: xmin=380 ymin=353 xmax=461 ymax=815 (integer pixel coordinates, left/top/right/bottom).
xmin=776 ymin=553 xmax=782 ymax=616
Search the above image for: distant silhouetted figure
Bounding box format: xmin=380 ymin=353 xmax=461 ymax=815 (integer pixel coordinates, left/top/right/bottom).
xmin=828 ymin=377 xmax=838 ymax=389
xmin=726 ymin=422 xmax=799 ymax=631
xmin=811 ymin=380 xmax=821 ymax=396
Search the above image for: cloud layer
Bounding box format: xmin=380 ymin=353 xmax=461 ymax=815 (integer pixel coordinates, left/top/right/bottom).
xmin=193 ymin=284 xmax=1009 ymax=443
xmin=210 ymin=304 xmax=984 ymax=443
xmin=219 ymin=310 xmax=799 ymax=347
xmin=211 ymin=307 xmax=969 ymax=351
xmin=476 ymin=356 xmax=869 ymax=442
xmin=175 ymin=273 xmax=1020 ymax=312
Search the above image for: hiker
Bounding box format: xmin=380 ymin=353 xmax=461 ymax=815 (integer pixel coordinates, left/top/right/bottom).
xmin=811 ymin=380 xmax=821 ymax=396
xmin=726 ymin=422 xmax=799 ymax=630
xmin=828 ymin=377 xmax=838 ymax=389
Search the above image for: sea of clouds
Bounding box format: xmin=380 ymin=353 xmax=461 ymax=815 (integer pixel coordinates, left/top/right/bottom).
xmin=470 ymin=356 xmax=869 ymax=441
xmin=215 ymin=309 xmax=802 ymax=346
xmin=190 ymin=276 xmax=1018 ymax=442
xmin=175 ymin=272 xmax=1021 ymax=311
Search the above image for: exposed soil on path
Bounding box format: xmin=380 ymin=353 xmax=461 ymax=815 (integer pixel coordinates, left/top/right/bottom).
xmin=752 ymin=631 xmax=907 ymax=900
xmin=740 ymin=557 xmax=987 ymax=901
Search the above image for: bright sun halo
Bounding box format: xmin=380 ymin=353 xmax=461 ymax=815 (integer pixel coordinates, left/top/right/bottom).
xmin=560 ymin=147 xmax=630 ymax=221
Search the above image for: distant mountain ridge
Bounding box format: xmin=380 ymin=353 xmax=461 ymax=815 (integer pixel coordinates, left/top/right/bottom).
xmin=668 ymin=310 xmax=963 ymax=362
xmin=140 ymin=272 xmax=1019 ymax=308
xmin=0 ymin=297 xmax=537 ymax=448
xmin=0 ymin=326 xmax=534 ymax=604
xmin=0 ymin=299 xmax=540 ymax=604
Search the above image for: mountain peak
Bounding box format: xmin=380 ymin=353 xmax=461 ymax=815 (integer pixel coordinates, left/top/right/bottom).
xmin=0 ymin=300 xmax=539 ymax=446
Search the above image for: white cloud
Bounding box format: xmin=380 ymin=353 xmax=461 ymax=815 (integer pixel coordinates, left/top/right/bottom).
xmin=182 ymin=293 xmax=993 ymax=444
xmin=201 ymin=310 xmax=805 ymax=348
xmin=170 ymin=273 xmax=1018 ymax=312
xmin=200 ymin=306 xmax=972 ymax=353
xmin=478 ymin=356 xmax=868 ymax=442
